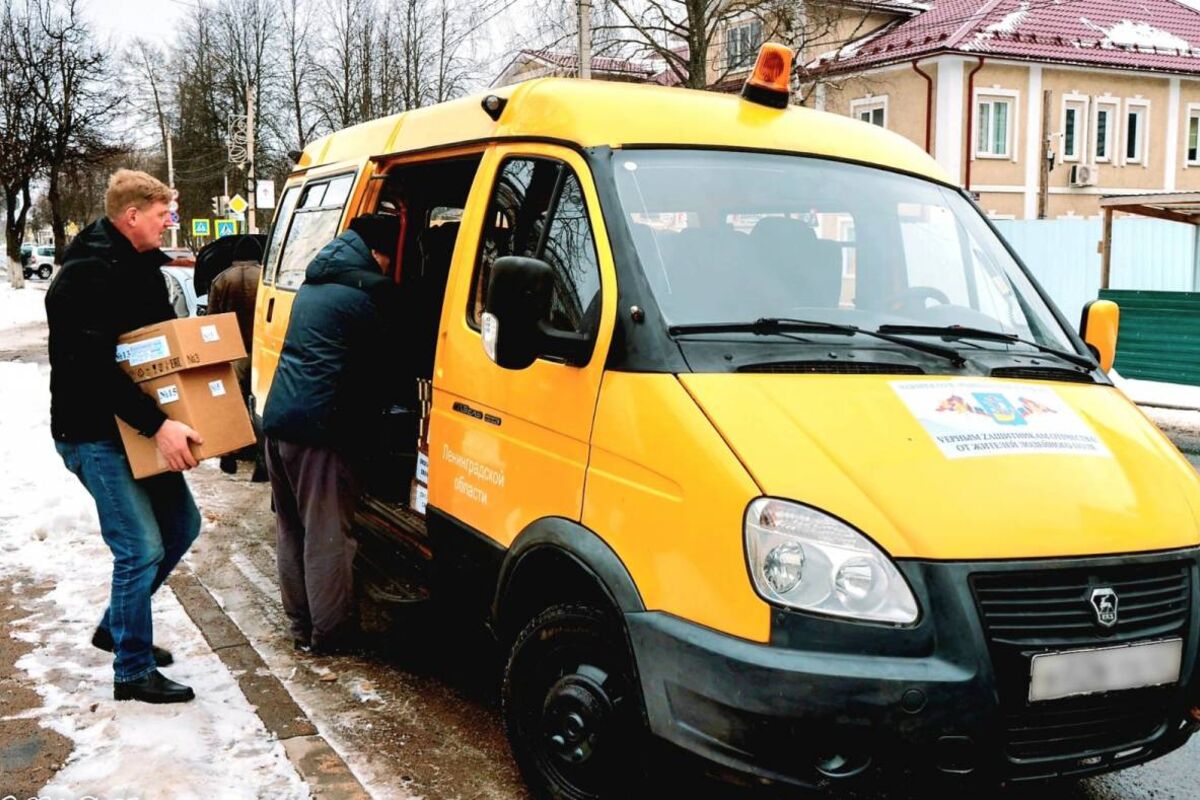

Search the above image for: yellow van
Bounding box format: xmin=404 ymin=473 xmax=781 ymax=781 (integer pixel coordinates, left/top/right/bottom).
xmin=252 ymin=45 xmax=1200 ymax=796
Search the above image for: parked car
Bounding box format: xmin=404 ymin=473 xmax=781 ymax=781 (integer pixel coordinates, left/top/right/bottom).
xmin=161 ymin=265 xmax=201 ymax=318
xmin=23 ymin=245 xmax=56 ymax=280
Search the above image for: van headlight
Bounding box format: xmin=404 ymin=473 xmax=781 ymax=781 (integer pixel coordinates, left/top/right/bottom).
xmin=745 ymin=498 xmax=919 ymax=625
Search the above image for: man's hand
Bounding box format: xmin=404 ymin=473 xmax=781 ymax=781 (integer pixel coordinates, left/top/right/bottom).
xmin=154 ymin=420 xmax=203 ymax=471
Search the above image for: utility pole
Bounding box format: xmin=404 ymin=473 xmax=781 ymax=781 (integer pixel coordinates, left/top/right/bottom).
xmin=247 ymin=84 xmax=257 ymax=235
xmin=1038 ymin=89 xmax=1051 ymax=220
xmin=166 ymin=134 xmax=178 ymax=248
xmin=578 ymin=0 xmax=591 ymax=79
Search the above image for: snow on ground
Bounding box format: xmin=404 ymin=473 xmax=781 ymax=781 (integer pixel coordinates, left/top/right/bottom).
xmin=1111 ymin=369 xmax=1200 ymax=411
xmin=0 ymin=282 xmax=309 ymax=800
xmin=0 ymin=275 xmax=49 ymax=327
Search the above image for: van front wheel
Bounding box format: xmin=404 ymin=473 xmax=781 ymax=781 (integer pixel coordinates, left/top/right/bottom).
xmin=502 ymin=603 xmax=646 ymax=800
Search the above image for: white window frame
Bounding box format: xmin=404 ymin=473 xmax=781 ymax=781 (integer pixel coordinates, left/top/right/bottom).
xmin=726 ymin=18 xmax=763 ymax=71
xmin=1123 ymin=98 xmax=1150 ymax=166
xmin=973 ymin=88 xmax=1019 ymax=161
xmin=850 ymin=95 xmax=888 ymax=128
xmin=1061 ymin=93 xmax=1089 ymax=164
xmin=1093 ymin=96 xmax=1119 ymax=164
xmin=1187 ymin=104 xmax=1200 ymax=167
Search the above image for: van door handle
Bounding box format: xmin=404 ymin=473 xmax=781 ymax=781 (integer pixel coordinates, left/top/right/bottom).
xmin=266 ymin=297 xmax=275 ymax=323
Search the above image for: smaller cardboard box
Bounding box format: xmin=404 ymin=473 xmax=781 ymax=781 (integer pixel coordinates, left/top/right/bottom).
xmin=116 ymin=313 xmax=245 ymax=383
xmin=117 ymin=362 xmax=256 ymax=479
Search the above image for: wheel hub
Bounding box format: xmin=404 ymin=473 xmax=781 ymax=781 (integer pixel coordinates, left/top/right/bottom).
xmin=542 ymin=670 xmax=613 ymax=766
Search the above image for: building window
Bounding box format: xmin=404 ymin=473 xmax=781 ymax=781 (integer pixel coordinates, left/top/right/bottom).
xmin=1062 ymin=97 xmax=1088 ymax=163
xmin=851 ymin=96 xmax=887 ymax=128
xmin=1094 ymin=100 xmax=1118 ymax=162
xmin=1189 ymin=107 xmax=1200 ymax=165
xmin=975 ymin=96 xmax=1012 ymax=158
xmin=726 ymin=20 xmax=763 ymax=71
xmin=1125 ymin=102 xmax=1148 ymax=165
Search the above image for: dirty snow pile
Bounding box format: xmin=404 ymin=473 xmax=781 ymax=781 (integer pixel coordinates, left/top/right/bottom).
xmin=1 ymin=274 xmax=49 ymax=326
xmin=0 ymin=281 xmax=309 ymax=800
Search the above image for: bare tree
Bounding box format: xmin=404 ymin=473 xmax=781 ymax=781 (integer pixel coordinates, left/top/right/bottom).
xmin=29 ymin=0 xmax=123 ymax=262
xmin=280 ymin=0 xmax=321 ymax=149
xmin=0 ymin=0 xmax=46 ymax=285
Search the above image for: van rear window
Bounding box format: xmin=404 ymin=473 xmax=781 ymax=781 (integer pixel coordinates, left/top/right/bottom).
xmin=274 ymin=173 xmax=356 ymax=291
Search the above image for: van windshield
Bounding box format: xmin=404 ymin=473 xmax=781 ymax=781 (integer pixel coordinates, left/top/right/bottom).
xmin=612 ymin=150 xmax=1073 ymax=351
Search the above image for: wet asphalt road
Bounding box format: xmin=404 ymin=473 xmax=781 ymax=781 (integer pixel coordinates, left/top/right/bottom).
xmin=179 ymin=404 xmax=1200 ymax=800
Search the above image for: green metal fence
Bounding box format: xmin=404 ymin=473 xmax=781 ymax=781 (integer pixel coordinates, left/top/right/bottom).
xmin=1099 ymin=289 xmax=1200 ymax=386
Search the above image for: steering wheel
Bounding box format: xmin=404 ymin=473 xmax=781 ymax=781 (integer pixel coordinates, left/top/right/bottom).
xmin=887 ymin=286 xmax=951 ymax=315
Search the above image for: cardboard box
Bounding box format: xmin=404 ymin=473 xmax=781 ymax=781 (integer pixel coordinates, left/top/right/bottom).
xmin=116 ymin=313 xmax=245 ymax=383
xmin=116 ymin=362 xmax=256 ymax=479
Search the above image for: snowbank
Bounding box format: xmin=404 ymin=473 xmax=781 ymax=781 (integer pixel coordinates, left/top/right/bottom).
xmin=0 ymin=360 xmax=309 ymax=800
xmin=0 ymin=279 xmax=49 ymax=328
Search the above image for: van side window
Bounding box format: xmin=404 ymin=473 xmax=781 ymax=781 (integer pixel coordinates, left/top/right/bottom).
xmin=275 ymin=173 xmax=356 ymax=291
xmin=470 ymin=157 xmax=601 ymax=334
xmin=261 ymin=185 xmax=300 ymax=285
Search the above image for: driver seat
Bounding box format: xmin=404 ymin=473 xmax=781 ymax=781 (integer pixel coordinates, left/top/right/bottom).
xmin=750 ymin=217 xmax=843 ymax=309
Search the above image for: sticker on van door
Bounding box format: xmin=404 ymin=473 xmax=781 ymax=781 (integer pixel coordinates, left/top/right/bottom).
xmin=892 ymin=381 xmax=1110 ymax=459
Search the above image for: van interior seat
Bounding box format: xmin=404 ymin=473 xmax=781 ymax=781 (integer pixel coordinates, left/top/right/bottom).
xmin=750 ymin=216 xmax=843 ymax=309
xmin=406 ymin=220 xmax=461 ymax=378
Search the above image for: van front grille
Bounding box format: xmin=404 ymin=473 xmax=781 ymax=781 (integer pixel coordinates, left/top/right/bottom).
xmin=972 ymin=562 xmax=1191 ymax=647
xmin=971 ymin=560 xmax=1192 ymax=769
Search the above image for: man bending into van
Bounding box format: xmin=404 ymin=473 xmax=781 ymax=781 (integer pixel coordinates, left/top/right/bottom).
xmin=263 ymin=213 xmax=401 ymax=655
xmin=46 ymin=169 xmax=203 ymax=704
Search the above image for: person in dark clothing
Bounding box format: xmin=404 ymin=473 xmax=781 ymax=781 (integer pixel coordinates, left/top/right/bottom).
xmin=263 ymin=213 xmax=402 ymax=654
xmin=207 ymin=254 xmax=267 ymax=480
xmin=45 ymin=169 xmax=203 ymax=704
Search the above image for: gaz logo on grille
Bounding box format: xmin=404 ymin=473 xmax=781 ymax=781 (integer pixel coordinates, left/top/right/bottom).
xmin=1090 ymin=587 xmax=1119 ymax=628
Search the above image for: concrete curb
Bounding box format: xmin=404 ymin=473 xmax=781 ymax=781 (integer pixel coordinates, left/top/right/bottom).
xmin=169 ymin=571 xmax=371 ymax=799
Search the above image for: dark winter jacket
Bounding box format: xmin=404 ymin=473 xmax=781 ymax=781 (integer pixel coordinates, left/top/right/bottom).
xmin=208 ymin=260 xmax=262 ymax=394
xmin=262 ymin=230 xmax=403 ymax=454
xmin=45 ymin=218 xmax=172 ymax=443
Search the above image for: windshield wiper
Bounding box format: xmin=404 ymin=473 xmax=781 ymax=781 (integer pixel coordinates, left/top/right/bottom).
xmin=876 ymin=324 xmax=1096 ymax=370
xmin=668 ymin=317 xmax=965 ymax=366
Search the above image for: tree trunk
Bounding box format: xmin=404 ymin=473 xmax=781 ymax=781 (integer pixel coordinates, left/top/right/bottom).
xmin=48 ymin=168 xmax=66 ymax=265
xmin=5 ymin=184 xmax=27 ymax=289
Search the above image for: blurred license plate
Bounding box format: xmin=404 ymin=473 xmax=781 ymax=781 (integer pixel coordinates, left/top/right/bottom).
xmin=1029 ymin=638 xmax=1183 ymax=703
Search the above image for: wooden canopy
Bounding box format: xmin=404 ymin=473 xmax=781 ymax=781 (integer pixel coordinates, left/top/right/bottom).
xmin=1099 ymin=192 xmax=1200 ymax=288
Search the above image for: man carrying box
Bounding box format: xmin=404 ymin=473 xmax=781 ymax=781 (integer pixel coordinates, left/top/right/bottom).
xmin=45 ymin=170 xmax=203 ymax=704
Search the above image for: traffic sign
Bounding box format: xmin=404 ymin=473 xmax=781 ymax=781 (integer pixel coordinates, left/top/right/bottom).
xmin=255 ymin=180 xmax=276 ymax=209
xmin=171 ymin=188 xmax=179 ymax=200
xmin=191 ymin=219 xmax=211 ymax=236
xmin=228 ymin=194 xmax=248 ymax=214
xmin=169 ymin=211 xmax=180 ymax=224
xmin=168 ymin=200 xmax=179 ymax=212
xmin=215 ymin=219 xmax=238 ymax=237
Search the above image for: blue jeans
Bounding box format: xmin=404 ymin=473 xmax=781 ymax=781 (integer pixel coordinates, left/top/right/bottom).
xmin=55 ymin=439 xmax=201 ymax=682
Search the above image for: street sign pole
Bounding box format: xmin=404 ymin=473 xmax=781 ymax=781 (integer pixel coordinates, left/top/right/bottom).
xmin=247 ymin=84 xmax=257 ymax=235
xmin=167 ymin=135 xmax=178 ymax=249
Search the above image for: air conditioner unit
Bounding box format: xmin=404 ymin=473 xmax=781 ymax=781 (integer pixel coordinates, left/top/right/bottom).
xmin=1069 ymin=164 xmax=1099 ymax=187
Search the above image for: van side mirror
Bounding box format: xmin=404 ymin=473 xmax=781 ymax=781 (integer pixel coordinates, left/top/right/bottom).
xmin=483 ymin=256 xmax=594 ymax=370
xmin=1080 ymin=299 xmax=1120 ymax=372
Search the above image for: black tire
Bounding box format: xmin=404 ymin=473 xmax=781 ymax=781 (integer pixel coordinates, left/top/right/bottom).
xmin=37 ymin=264 xmax=51 ymax=279
xmin=502 ymin=603 xmax=649 ymax=800
xmin=22 ymin=268 xmax=32 ymax=279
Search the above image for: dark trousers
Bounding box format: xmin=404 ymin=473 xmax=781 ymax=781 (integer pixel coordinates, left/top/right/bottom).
xmin=55 ymin=439 xmax=201 ymax=681
xmin=265 ymin=438 xmax=359 ymax=646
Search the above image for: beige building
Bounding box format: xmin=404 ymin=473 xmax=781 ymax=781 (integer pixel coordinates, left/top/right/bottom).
xmin=793 ymin=0 xmax=1200 ymax=219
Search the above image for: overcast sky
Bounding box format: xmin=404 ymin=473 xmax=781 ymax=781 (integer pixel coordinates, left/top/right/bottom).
xmin=86 ymin=0 xmax=191 ymax=48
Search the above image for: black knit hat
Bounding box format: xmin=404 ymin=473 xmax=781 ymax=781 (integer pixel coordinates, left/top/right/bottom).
xmin=348 ymin=213 xmax=400 ymax=259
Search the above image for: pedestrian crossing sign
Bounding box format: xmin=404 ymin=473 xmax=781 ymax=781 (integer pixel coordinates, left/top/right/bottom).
xmin=191 ymin=219 xmax=211 ymax=236
xmin=215 ymin=219 xmax=238 ymax=237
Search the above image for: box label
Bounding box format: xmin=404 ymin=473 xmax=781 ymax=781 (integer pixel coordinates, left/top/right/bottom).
xmin=116 ymin=335 xmax=170 ymax=367
xmin=416 ymin=452 xmax=430 ymax=483
xmin=209 ymin=379 xmax=226 ymax=397
xmin=200 ymin=324 xmax=220 ymax=343
xmin=157 ymin=385 xmax=180 ymax=405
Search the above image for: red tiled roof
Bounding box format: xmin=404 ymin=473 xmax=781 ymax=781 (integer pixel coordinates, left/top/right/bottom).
xmin=808 ymin=0 xmax=1200 ymax=76
xmin=521 ymin=49 xmax=655 ymax=77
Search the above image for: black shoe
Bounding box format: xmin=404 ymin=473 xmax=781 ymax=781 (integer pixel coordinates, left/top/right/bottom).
xmin=219 ymin=455 xmax=238 ymax=474
xmin=293 ymin=637 xmax=312 ymax=653
xmin=92 ymin=627 xmax=174 ymax=667
xmin=250 ymin=465 xmax=269 ymax=483
xmin=113 ymin=670 xmax=195 ymax=704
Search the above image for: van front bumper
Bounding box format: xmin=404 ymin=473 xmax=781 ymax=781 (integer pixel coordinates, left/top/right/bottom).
xmin=625 ymin=550 xmax=1200 ymax=789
